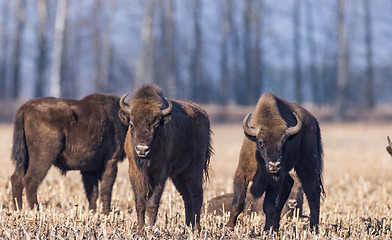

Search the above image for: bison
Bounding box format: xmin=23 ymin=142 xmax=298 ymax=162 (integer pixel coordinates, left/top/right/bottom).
xmin=226 ymin=92 xmax=324 ymax=232
xmin=203 ymin=172 xmax=303 ymax=218
xmin=387 ymin=136 xmax=392 ymax=156
xmin=119 ymin=85 xmax=212 ymax=232
xmin=10 ymin=94 xmax=128 ymax=214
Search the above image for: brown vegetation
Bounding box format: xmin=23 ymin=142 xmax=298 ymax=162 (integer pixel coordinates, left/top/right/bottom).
xmin=0 ymin=121 xmax=391 ymax=238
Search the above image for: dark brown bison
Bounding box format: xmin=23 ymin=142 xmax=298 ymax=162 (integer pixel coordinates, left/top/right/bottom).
xmin=119 ymin=85 xmax=212 ymax=232
xmin=387 ymin=136 xmax=392 ymax=156
xmin=226 ymin=92 xmax=324 ymax=232
xmin=10 ymin=94 xmax=128 ymax=214
xmin=203 ymin=172 xmax=303 ymax=218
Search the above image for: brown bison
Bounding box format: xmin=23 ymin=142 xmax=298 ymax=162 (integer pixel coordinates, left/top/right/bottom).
xmin=387 ymin=136 xmax=392 ymax=156
xmin=226 ymin=92 xmax=324 ymax=232
xmin=203 ymin=172 xmax=303 ymax=218
xmin=10 ymin=94 xmax=128 ymax=214
xmin=119 ymin=85 xmax=212 ymax=232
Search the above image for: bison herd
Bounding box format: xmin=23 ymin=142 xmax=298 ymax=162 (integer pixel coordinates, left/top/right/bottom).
xmin=9 ymin=84 xmax=392 ymax=234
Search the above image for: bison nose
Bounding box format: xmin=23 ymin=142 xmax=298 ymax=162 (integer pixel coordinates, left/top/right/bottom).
xmin=288 ymin=199 xmax=297 ymax=209
xmin=135 ymin=144 xmax=150 ymax=157
xmin=267 ymin=161 xmax=281 ymax=174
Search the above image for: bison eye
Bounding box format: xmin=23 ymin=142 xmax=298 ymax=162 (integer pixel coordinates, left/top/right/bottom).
xmin=154 ymin=122 xmax=160 ymax=129
xmin=258 ymin=139 xmax=265 ymax=148
xmin=129 ymin=121 xmax=134 ymax=129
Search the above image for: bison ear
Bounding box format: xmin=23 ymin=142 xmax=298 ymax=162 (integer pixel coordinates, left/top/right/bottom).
xmin=118 ymin=109 xmax=129 ymax=125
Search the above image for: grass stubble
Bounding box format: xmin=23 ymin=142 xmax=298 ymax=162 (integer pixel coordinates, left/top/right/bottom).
xmin=0 ymin=122 xmax=392 ymax=239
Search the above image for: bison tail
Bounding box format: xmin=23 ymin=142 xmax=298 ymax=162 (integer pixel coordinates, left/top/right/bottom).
xmin=203 ymin=128 xmax=214 ymax=182
xmin=11 ymin=110 xmax=28 ymax=173
xmin=316 ymin=120 xmax=326 ymax=201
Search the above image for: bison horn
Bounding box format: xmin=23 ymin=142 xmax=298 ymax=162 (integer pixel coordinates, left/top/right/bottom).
xmin=388 ymin=136 xmax=392 ymax=148
xmin=161 ymin=97 xmax=172 ymax=116
xmin=120 ymin=94 xmax=131 ymax=113
xmin=286 ymin=112 xmax=302 ymax=136
xmin=242 ymin=113 xmax=259 ymax=137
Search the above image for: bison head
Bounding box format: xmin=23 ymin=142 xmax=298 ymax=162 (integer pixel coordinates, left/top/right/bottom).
xmin=387 ymin=136 xmax=392 ymax=157
xmin=242 ymin=112 xmax=302 ymax=175
xmin=119 ymin=93 xmax=172 ymax=164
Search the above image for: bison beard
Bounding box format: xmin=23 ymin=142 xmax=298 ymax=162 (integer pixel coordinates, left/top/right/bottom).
xmin=120 ymin=84 xmax=212 ymax=233
xmin=226 ymin=92 xmax=324 ymax=233
xmin=10 ymin=94 xmax=128 ymax=214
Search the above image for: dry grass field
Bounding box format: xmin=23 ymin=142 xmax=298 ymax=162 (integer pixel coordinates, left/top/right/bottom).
xmin=0 ymin=121 xmax=392 ymax=239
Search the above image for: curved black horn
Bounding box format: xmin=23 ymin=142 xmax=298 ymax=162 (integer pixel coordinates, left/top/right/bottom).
xmin=161 ymin=97 xmax=172 ymax=116
xmin=388 ymin=136 xmax=392 ymax=148
xmin=286 ymin=112 xmax=302 ymax=136
xmin=242 ymin=113 xmax=259 ymax=137
xmin=120 ymin=94 xmax=131 ymax=113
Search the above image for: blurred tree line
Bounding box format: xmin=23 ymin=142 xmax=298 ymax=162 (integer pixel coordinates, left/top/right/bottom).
xmin=0 ymin=0 xmax=391 ymax=119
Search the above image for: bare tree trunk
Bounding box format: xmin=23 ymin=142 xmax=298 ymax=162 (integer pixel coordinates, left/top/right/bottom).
xmin=35 ymin=0 xmax=48 ymax=97
xmin=50 ymin=0 xmax=67 ymax=97
xmin=364 ymin=0 xmax=374 ymax=108
xmin=242 ymin=0 xmax=252 ymax=105
xmin=220 ymin=0 xmax=231 ymax=104
xmin=252 ymin=0 xmax=263 ymax=103
xmin=0 ymin=1 xmax=10 ymax=98
xmin=92 ymin=0 xmax=113 ymax=93
xmin=135 ymin=0 xmax=155 ymax=90
xmin=190 ymin=0 xmax=205 ymax=102
xmin=93 ymin=0 xmax=103 ymax=92
xmin=155 ymin=0 xmax=177 ymax=97
xmin=100 ymin=0 xmax=114 ymax=93
xmin=305 ymin=0 xmax=319 ymax=104
xmin=293 ymin=0 xmax=303 ymax=104
xmin=166 ymin=0 xmax=178 ymax=98
xmin=11 ymin=0 xmax=26 ymax=99
xmin=336 ymin=0 xmax=348 ymax=120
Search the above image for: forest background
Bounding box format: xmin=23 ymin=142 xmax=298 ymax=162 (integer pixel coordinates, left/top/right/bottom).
xmin=0 ymin=0 xmax=391 ymax=121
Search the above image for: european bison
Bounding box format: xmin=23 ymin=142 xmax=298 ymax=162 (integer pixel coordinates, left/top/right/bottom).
xmin=10 ymin=94 xmax=128 ymax=214
xmin=387 ymin=136 xmax=392 ymax=156
xmin=119 ymin=85 xmax=212 ymax=232
xmin=226 ymin=92 xmax=324 ymax=232
xmin=203 ymin=172 xmax=303 ymax=218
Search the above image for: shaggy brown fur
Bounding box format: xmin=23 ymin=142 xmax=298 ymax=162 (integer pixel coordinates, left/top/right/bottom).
xmin=203 ymin=172 xmax=303 ymax=218
xmin=120 ymin=85 xmax=212 ymax=233
xmin=10 ymin=94 xmax=128 ymax=214
xmin=226 ymin=92 xmax=324 ymax=232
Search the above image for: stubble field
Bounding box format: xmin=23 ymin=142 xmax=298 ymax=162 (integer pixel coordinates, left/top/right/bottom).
xmin=0 ymin=121 xmax=392 ymax=239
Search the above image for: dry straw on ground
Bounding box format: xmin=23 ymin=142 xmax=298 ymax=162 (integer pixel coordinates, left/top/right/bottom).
xmin=1 ymin=122 xmax=392 ymax=239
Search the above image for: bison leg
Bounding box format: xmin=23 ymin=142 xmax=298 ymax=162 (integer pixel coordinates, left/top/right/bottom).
xmin=296 ymin=167 xmax=321 ymax=232
xmin=145 ymin=183 xmax=165 ymax=227
xmin=227 ymin=174 xmax=252 ymax=229
xmin=23 ymin=159 xmax=52 ymax=210
xmin=99 ymin=159 xmax=118 ymax=215
xmin=81 ymin=171 xmax=99 ymax=212
xmin=189 ymin=177 xmax=203 ymax=231
xmin=262 ymin=184 xmax=280 ymax=231
xmin=172 ymin=171 xmax=203 ymax=231
xmin=271 ymin=174 xmax=294 ymax=230
xmin=10 ymin=163 xmax=25 ymax=210
xmin=172 ymin=175 xmax=193 ymax=225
